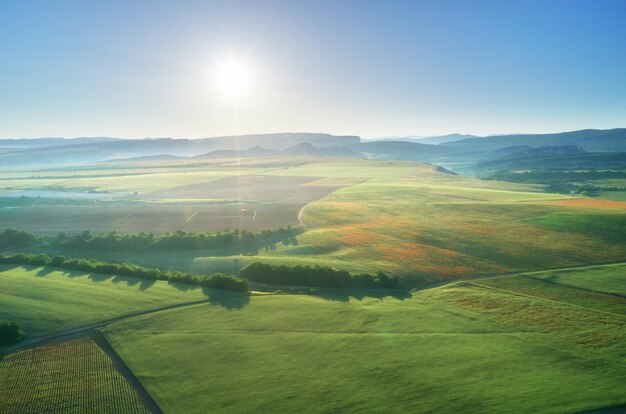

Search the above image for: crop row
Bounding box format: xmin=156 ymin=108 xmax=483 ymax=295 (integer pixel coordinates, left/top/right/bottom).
xmin=0 ymin=338 xmax=149 ymax=413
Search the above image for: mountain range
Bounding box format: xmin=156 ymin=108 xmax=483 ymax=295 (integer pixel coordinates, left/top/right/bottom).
xmin=1 ymin=128 xmax=624 ymax=170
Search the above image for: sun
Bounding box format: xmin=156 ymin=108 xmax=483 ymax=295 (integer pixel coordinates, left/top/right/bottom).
xmin=213 ymin=57 xmax=255 ymax=99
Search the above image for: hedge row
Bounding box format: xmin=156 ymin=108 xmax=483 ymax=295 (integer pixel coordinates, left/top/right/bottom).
xmin=240 ymin=262 xmax=401 ymax=289
xmin=0 ymin=253 xmax=249 ymax=292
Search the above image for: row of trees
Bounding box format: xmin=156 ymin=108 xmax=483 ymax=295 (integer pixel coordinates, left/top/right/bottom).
xmin=240 ymin=262 xmax=401 ymax=289
xmin=0 ymin=320 xmax=23 ymax=346
xmin=43 ymin=228 xmax=298 ymax=252
xmin=0 ymin=253 xmax=249 ymax=292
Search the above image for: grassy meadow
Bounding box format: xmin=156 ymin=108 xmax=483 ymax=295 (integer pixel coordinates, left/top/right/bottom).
xmin=294 ymin=161 xmax=626 ymax=282
xmin=0 ymin=265 xmax=241 ymax=339
xmin=102 ymin=263 xmax=626 ymax=414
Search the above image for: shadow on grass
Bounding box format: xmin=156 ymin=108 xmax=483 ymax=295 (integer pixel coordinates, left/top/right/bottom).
xmin=138 ymin=279 xmax=156 ymax=291
xmin=29 ymin=264 xmax=160 ymax=291
xmin=250 ymin=282 xmax=412 ymax=302
xmin=315 ymin=289 xmax=412 ymax=302
xmin=35 ymin=266 xmax=57 ymax=277
xmin=207 ymin=292 xmax=251 ymax=310
xmin=166 ymin=281 xmax=251 ymax=310
xmin=0 ymin=263 xmax=26 ymax=272
xmin=15 ymin=262 xmax=252 ymax=308
xmin=88 ymin=273 xmax=114 ymax=282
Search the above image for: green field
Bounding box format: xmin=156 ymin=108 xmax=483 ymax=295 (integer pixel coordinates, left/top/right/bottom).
xmin=4 ymin=157 xmax=626 ymax=285
xmin=0 ymin=337 xmax=148 ymax=413
xmin=2 ymin=156 xmax=626 ymax=413
xmin=297 ymin=166 xmax=626 ymax=281
xmin=102 ymin=263 xmax=626 ymax=414
xmin=0 ymin=265 xmax=241 ymax=338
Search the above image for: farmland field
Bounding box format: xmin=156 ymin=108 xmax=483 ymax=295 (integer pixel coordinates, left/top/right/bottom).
xmin=4 ymin=157 xmax=626 ymax=285
xmin=0 ymin=337 xmax=148 ymax=413
xmin=0 ymin=202 xmax=306 ymax=233
xmin=0 ymin=159 xmax=356 ymax=233
xmin=2 ymin=157 xmax=626 ymax=414
xmin=102 ymin=263 xmax=626 ymax=414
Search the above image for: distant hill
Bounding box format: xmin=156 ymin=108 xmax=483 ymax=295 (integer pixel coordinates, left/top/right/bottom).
xmin=443 ymin=128 xmax=626 ymax=152
xmin=195 ymin=143 xmax=359 ymax=159
xmin=281 ymin=142 xmax=359 ymax=157
xmin=497 ymin=145 xmax=585 ymax=160
xmin=194 ymin=133 xmax=360 ymax=150
xmin=1 ymin=128 xmax=625 ymax=170
xmin=472 ymin=148 xmax=626 ymax=172
xmin=193 ymin=146 xmax=278 ymax=159
xmin=353 ymin=141 xmax=457 ymax=161
xmin=414 ymin=134 xmax=479 ymax=145
xmin=0 ymin=137 xmax=121 ymax=149
xmin=104 ymin=154 xmax=184 ymax=163
xmin=369 ymin=134 xmax=477 ymax=145
xmin=0 ymin=133 xmax=361 ymax=169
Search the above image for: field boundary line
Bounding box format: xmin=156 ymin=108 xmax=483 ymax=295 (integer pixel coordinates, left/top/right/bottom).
xmin=420 ymin=258 xmax=626 ymax=291
xmin=91 ymin=331 xmax=164 ymax=414
xmin=522 ymin=273 xmax=626 ymax=299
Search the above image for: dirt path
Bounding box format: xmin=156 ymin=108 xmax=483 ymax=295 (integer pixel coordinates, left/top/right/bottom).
xmin=0 ymin=297 xmax=232 ymax=356
xmin=420 ymin=258 xmax=626 ymax=291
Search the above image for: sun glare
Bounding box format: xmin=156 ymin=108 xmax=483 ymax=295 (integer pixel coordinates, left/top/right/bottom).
xmin=213 ymin=57 xmax=255 ymax=99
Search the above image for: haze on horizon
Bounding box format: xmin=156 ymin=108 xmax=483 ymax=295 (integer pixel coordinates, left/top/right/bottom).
xmin=1 ymin=0 xmax=625 ymax=140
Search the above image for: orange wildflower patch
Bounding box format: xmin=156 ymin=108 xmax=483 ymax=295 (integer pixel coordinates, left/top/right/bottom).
xmin=434 ymin=247 xmax=462 ymax=257
xmin=547 ymin=198 xmax=626 ymax=209
xmin=333 ymin=227 xmax=379 ymax=246
xmin=417 ymin=265 xmax=474 ymax=277
xmin=377 ymin=242 xmax=429 ymax=261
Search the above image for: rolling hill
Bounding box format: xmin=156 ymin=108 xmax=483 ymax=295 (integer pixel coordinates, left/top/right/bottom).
xmin=443 ymin=128 xmax=626 ymax=152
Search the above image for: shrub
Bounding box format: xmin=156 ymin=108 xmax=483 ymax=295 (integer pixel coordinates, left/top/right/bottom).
xmin=0 ymin=320 xmax=24 ymax=346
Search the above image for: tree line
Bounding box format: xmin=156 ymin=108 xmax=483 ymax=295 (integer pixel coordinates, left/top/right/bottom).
xmin=0 ymin=227 xmax=299 ymax=252
xmin=240 ymin=262 xmax=401 ymax=289
xmin=0 ymin=253 xmax=249 ymax=292
xmin=55 ymin=228 xmax=298 ymax=251
xmin=0 ymin=229 xmax=38 ymax=250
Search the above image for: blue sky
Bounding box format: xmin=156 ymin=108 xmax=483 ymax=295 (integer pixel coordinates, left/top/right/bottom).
xmin=1 ymin=0 xmax=625 ymax=138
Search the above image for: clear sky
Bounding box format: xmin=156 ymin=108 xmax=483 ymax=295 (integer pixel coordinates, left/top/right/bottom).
xmin=1 ymin=0 xmax=625 ymax=139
